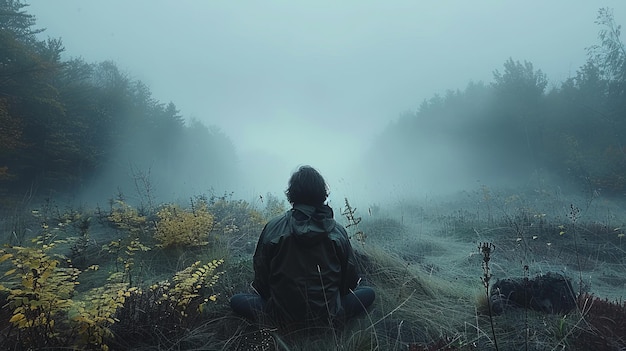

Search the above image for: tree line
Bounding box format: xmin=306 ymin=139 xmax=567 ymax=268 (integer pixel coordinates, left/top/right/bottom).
xmin=0 ymin=1 xmax=239 ymax=203
xmin=3 ymin=2 xmax=625 ymax=203
xmin=368 ymin=8 xmax=626 ymax=196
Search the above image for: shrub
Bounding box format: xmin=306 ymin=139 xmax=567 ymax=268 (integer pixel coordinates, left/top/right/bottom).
xmin=260 ymin=192 xmax=287 ymax=220
xmin=152 ymin=259 xmax=224 ymax=317
xmin=0 ymin=238 xmax=224 ymax=350
xmin=111 ymin=259 xmax=224 ymax=348
xmin=70 ymin=272 xmax=135 ymax=351
xmin=154 ymin=199 xmax=215 ymax=248
xmin=0 ymin=235 xmax=79 ymax=349
xmin=207 ymin=197 xmax=266 ymax=252
xmin=103 ymin=235 xmax=151 ymax=286
xmin=106 ymin=200 xmax=148 ymax=234
xmin=209 ymin=197 xmax=266 ymax=232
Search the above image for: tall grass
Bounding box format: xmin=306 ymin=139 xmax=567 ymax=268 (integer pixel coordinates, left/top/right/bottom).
xmin=1 ymin=186 xmax=625 ymax=350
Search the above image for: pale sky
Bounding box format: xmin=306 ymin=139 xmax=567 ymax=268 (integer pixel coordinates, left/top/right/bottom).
xmin=26 ymin=1 xmax=626 ymax=201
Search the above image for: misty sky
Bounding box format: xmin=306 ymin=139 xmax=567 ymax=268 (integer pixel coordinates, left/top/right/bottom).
xmin=26 ymin=1 xmax=626 ymax=202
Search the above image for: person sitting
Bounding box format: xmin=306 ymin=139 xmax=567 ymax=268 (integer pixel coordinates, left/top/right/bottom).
xmin=230 ymin=165 xmax=375 ymax=328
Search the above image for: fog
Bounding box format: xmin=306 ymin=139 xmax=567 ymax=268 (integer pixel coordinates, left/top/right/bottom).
xmin=26 ymin=1 xmax=626 ymax=205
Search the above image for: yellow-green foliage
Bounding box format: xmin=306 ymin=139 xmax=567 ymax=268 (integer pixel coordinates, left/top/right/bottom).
xmin=0 ymin=200 xmax=228 ymax=350
xmin=154 ymin=201 xmax=215 ymax=248
xmin=107 ymin=200 xmax=147 ymax=233
xmin=102 ymin=201 xmax=151 ymax=282
xmin=150 ymin=259 xmax=224 ymax=317
xmin=259 ymin=192 xmax=287 ymax=220
xmin=104 ymin=237 xmax=150 ymax=286
xmin=209 ymin=198 xmax=267 ymax=243
xmin=71 ymin=272 xmax=136 ymax=351
xmin=0 ymin=236 xmax=80 ymax=347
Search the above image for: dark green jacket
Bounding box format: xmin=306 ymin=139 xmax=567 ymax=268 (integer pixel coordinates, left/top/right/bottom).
xmin=252 ymin=203 xmax=359 ymax=323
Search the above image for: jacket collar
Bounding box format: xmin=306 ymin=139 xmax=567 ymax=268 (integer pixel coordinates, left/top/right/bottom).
xmin=291 ymin=203 xmax=336 ymax=237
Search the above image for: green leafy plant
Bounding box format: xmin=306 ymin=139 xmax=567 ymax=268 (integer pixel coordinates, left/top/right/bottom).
xmin=106 ymin=199 xmax=148 ymax=234
xmin=100 ymin=199 xmax=151 ymax=285
xmin=70 ymin=271 xmax=135 ymax=351
xmin=154 ymin=199 xmax=215 ymax=248
xmin=0 ymin=233 xmax=79 ymax=349
xmin=0 ymin=209 xmax=225 ymax=351
xmin=259 ymin=192 xmax=287 ymax=220
xmin=103 ymin=236 xmax=150 ymax=286
xmin=110 ymin=258 xmax=224 ymax=348
xmin=152 ymin=259 xmax=224 ymax=317
xmin=206 ymin=195 xmax=267 ymax=251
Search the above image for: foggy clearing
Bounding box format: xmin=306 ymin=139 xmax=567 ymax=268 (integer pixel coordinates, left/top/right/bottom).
xmin=1 ymin=1 xmax=626 ymax=350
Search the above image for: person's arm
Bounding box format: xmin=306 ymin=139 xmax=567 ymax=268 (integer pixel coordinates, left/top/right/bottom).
xmin=338 ymin=226 xmax=360 ymax=295
xmin=252 ymin=225 xmax=271 ymax=299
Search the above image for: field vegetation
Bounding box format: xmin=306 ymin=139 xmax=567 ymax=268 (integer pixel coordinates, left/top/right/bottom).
xmin=1 ymin=187 xmax=625 ymax=350
xmin=1 ymin=2 xmax=626 ymax=350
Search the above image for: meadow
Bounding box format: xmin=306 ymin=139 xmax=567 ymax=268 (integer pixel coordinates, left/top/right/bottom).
xmin=1 ymin=182 xmax=624 ymax=351
xmin=2 ymin=3 xmax=626 ymax=350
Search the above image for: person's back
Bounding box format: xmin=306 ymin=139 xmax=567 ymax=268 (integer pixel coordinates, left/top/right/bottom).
xmin=230 ymin=165 xmax=375 ymax=328
xmin=254 ymin=203 xmax=357 ymax=324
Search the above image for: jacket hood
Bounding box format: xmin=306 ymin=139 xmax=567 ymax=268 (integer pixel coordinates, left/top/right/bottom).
xmin=290 ymin=204 xmax=336 ymax=244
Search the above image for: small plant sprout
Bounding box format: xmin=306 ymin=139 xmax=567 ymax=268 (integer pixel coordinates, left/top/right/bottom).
xmin=479 ymin=242 xmax=499 ymax=351
xmin=342 ymin=198 xmax=366 ymax=244
xmin=567 ymin=204 xmax=584 ymax=296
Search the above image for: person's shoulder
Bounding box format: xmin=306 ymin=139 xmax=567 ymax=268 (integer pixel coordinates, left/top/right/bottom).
xmin=329 ymin=222 xmax=349 ymax=240
xmin=266 ymin=210 xmax=291 ymax=227
xmin=260 ymin=210 xmax=292 ymax=242
xmin=334 ymin=222 xmax=347 ymax=233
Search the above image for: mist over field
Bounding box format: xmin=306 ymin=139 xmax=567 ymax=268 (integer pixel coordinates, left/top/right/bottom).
xmin=3 ymin=2 xmax=626 ymax=349
xmin=13 ymin=1 xmax=624 ymax=207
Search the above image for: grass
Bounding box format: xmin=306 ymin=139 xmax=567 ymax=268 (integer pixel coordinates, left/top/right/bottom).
xmin=0 ymin=185 xmax=625 ymax=350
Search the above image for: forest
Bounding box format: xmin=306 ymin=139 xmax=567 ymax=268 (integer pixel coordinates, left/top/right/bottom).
xmin=367 ymin=7 xmax=626 ymax=198
xmin=1 ymin=1 xmax=626 ymax=350
xmin=0 ymin=1 xmax=239 ymax=205
xmin=1 ymin=3 xmax=626 ymax=204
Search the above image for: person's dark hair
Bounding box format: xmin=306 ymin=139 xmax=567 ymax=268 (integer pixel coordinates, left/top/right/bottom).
xmin=285 ymin=165 xmax=328 ymax=206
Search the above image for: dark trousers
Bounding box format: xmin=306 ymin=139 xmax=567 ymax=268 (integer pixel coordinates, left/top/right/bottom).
xmin=230 ymin=286 xmax=375 ymax=322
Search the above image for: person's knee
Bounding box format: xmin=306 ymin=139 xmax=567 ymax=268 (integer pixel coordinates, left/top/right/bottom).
xmin=355 ymin=286 xmax=375 ymax=308
xmin=229 ymin=294 xmax=248 ymax=313
xmin=230 ymin=293 xmax=265 ymax=319
xmin=341 ymin=286 xmax=375 ymax=319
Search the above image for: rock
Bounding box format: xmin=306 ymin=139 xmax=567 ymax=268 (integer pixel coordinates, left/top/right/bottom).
xmin=490 ymin=272 xmax=576 ymax=314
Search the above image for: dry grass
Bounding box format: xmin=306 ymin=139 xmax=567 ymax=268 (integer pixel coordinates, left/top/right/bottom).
xmin=1 ymin=187 xmax=625 ymax=350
